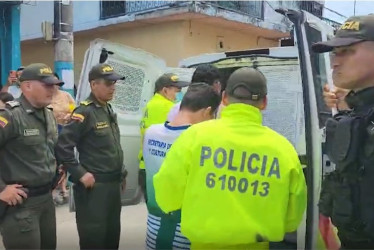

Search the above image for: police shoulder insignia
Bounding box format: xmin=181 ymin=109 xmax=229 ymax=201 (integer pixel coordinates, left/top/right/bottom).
xmin=0 ymin=116 xmax=9 ymax=128
xmin=6 ymin=101 xmax=20 ymax=108
xmin=80 ymin=100 xmax=92 ymax=106
xmin=71 ymin=113 xmax=85 ymax=123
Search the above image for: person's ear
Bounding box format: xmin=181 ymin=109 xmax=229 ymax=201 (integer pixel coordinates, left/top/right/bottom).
xmin=222 ymin=91 xmax=229 ymax=106
xmin=259 ymin=96 xmax=267 ymax=110
xmin=90 ymin=80 xmax=98 ymax=89
xmin=204 ymin=106 xmax=212 ymax=118
xmin=20 ymin=81 xmax=31 ymax=92
xmin=161 ymin=87 xmax=168 ymax=95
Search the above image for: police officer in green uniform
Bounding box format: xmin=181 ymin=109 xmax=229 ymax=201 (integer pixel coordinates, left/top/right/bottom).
xmin=313 ymin=15 xmax=374 ymax=249
xmin=56 ymin=63 xmax=126 ymax=249
xmin=0 ymin=63 xmax=63 ymax=249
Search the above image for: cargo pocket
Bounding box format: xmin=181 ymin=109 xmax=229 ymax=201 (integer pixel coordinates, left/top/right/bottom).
xmin=94 ymin=128 xmax=112 ymax=146
xmin=331 ymin=182 xmax=353 ymax=228
xmin=14 ymin=209 xmax=34 ymax=233
xmin=16 ymin=136 xmax=44 ymax=162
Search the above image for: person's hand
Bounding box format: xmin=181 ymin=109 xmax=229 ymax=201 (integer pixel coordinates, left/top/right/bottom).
xmin=323 ymin=84 xmax=350 ymax=110
xmin=0 ymin=184 xmax=28 ymax=206
xmin=57 ymin=169 xmax=67 ymax=187
xmin=79 ymin=172 xmax=95 ymax=188
xmin=121 ymin=178 xmax=126 ymax=192
xmin=6 ymin=71 xmax=18 ymax=86
xmin=62 ymin=113 xmax=72 ymax=124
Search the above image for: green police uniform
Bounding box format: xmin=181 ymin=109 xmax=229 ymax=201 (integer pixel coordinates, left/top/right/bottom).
xmin=55 ymin=63 xmax=125 ymax=249
xmin=0 ymin=63 xmax=63 ymax=249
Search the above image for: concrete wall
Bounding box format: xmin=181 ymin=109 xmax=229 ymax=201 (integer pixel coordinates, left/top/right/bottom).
xmin=20 ymin=1 xmax=101 ymax=40
xmin=20 ymin=1 xmax=296 ymax=40
xmin=21 ymin=18 xmax=280 ymax=85
xmin=181 ymin=19 xmax=279 ymax=59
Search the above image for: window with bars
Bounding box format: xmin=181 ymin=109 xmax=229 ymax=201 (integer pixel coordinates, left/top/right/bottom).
xmin=100 ymin=1 xmax=127 ymax=20
xmin=213 ymin=1 xmax=264 ymax=20
xmin=299 ymin=1 xmax=323 ymax=18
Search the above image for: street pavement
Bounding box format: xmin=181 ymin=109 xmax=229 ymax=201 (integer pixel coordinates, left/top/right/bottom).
xmin=0 ymin=202 xmax=148 ymax=250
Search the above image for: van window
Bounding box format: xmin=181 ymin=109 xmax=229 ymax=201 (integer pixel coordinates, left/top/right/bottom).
xmin=193 ymin=56 xmax=304 ymax=151
xmin=304 ymin=23 xmax=331 ymax=128
xmin=107 ymin=59 xmax=146 ymax=114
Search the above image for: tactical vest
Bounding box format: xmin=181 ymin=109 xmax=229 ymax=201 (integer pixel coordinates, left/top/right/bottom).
xmin=323 ymin=87 xmax=374 ymax=240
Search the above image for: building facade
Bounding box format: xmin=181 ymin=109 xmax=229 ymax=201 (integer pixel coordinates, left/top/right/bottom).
xmin=20 ymin=1 xmax=326 ymax=86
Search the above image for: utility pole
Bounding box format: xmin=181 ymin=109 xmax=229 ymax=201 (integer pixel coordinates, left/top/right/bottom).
xmin=54 ymin=0 xmax=74 ymax=97
xmin=354 ymin=0 xmax=357 ymax=16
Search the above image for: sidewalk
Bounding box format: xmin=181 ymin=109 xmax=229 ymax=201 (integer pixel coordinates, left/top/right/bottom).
xmin=0 ymin=202 xmax=148 ymax=250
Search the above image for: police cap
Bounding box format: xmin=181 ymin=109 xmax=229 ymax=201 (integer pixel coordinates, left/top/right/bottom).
xmin=19 ymin=63 xmax=64 ymax=86
xmin=155 ymin=73 xmax=190 ymax=92
xmin=88 ymin=63 xmax=125 ymax=82
xmin=312 ymin=14 xmax=374 ymax=53
xmin=226 ymin=67 xmax=267 ymax=101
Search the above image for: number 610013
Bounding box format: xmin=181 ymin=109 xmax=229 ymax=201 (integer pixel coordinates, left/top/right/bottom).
xmin=205 ymin=172 xmax=270 ymax=196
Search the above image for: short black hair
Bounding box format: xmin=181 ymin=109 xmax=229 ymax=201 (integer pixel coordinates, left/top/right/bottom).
xmin=0 ymin=92 xmax=14 ymax=103
xmin=180 ymin=83 xmax=221 ymax=114
xmin=191 ymin=64 xmax=221 ymax=86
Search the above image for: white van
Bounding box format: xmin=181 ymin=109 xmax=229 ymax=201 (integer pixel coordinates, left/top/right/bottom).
xmin=76 ymin=9 xmax=335 ymax=249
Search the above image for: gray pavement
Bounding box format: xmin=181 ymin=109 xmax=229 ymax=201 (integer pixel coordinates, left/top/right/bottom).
xmin=0 ymin=202 xmax=148 ymax=250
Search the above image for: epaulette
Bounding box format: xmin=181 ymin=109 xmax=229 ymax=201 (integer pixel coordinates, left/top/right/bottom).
xmin=5 ymin=101 xmax=20 ymax=109
xmin=80 ymin=100 xmax=93 ymax=106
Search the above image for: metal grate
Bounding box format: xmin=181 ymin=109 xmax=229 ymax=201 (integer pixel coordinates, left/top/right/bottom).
xmin=299 ymin=1 xmax=323 ymax=18
xmin=100 ymin=1 xmax=266 ymax=20
xmin=212 ymin=1 xmax=264 ymax=20
xmin=106 ymin=59 xmax=145 ymax=114
xmin=126 ymin=1 xmax=177 ymax=14
xmin=100 ymin=1 xmax=126 ymax=20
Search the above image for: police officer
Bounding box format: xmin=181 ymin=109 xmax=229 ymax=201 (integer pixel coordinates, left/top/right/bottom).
xmin=55 ymin=63 xmax=126 ymax=249
xmin=154 ymin=67 xmax=307 ymax=249
xmin=138 ymin=73 xmax=189 ymax=199
xmin=0 ymin=63 xmax=63 ymax=249
xmin=312 ymin=15 xmax=374 ymax=249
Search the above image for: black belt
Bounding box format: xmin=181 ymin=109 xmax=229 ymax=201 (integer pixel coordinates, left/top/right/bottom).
xmin=24 ymin=183 xmax=52 ymax=197
xmin=93 ymin=172 xmax=122 ymax=183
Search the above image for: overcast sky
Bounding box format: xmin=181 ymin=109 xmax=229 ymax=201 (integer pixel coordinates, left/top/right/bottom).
xmin=324 ymin=0 xmax=374 ymax=23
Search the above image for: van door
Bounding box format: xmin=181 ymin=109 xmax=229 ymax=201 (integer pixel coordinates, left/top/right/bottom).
xmin=283 ymin=9 xmax=335 ymax=249
xmin=77 ymin=39 xmax=168 ymax=205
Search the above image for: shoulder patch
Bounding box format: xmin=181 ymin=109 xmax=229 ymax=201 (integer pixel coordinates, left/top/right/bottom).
xmin=71 ymin=113 xmax=85 ymax=123
xmin=6 ymin=100 xmax=20 ymax=109
xmin=80 ymin=100 xmax=92 ymax=106
xmin=0 ymin=116 xmax=9 ymax=128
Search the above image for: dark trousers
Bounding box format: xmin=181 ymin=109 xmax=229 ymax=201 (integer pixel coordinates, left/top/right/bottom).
xmin=74 ymin=182 xmax=122 ymax=250
xmin=138 ymin=169 xmax=147 ymax=202
xmin=340 ymin=239 xmax=374 ymax=249
xmin=0 ymin=193 xmax=56 ymax=250
xmin=338 ymin=232 xmax=374 ymax=249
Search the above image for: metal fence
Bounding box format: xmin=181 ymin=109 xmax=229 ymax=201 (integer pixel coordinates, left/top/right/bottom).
xmin=100 ymin=1 xmax=265 ymax=20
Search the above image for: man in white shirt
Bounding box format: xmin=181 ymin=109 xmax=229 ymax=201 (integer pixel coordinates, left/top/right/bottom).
xmin=167 ymin=64 xmax=222 ymax=122
xmin=143 ymin=83 xmax=221 ymax=250
xmin=1 ymin=67 xmax=24 ymax=98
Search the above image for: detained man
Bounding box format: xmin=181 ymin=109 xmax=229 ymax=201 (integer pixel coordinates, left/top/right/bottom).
xmin=143 ymin=83 xmax=221 ymax=249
